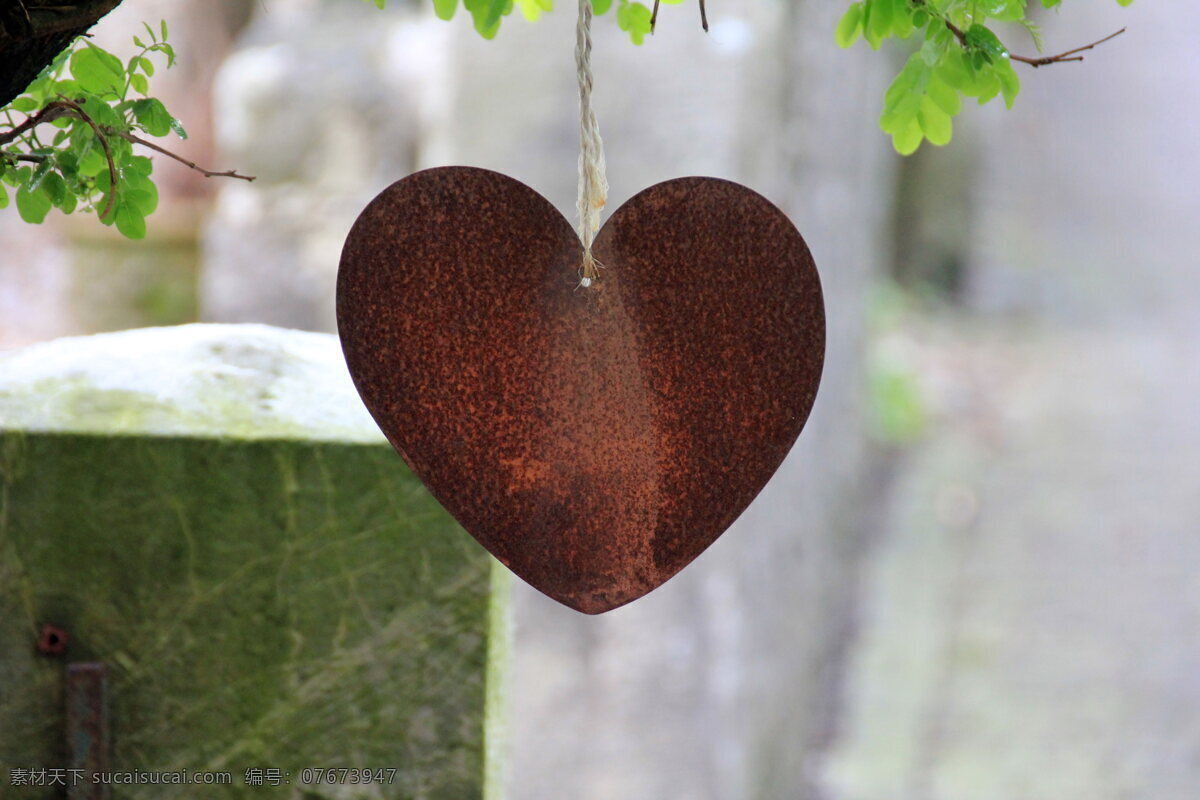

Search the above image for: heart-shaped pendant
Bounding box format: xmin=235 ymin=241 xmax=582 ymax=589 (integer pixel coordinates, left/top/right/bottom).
xmin=337 ymin=167 xmax=823 ymax=613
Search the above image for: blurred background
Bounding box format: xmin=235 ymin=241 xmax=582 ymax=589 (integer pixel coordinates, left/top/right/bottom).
xmin=2 ymin=0 xmax=1197 ymax=798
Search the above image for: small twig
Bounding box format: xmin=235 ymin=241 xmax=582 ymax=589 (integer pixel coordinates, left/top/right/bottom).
xmin=113 ymin=130 xmax=256 ymax=182
xmin=938 ymin=13 xmax=1125 ymax=68
xmin=0 ymin=102 xmax=70 ymax=147
xmin=650 ymin=0 xmax=660 ymax=32
xmin=1010 ymin=27 xmax=1126 ymax=67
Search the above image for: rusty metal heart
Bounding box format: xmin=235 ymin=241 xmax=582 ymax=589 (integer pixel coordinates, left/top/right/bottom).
xmin=337 ymin=167 xmax=824 ymax=614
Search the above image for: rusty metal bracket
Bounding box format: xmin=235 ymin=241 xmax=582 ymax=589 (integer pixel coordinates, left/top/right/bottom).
xmin=65 ymin=662 xmax=110 ymax=800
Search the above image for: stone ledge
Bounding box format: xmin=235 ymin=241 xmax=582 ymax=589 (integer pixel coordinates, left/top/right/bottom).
xmin=0 ymin=323 xmax=386 ymax=444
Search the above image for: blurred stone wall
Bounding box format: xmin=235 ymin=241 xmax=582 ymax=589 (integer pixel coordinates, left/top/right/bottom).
xmin=202 ymin=0 xmax=442 ymax=331
xmin=818 ymin=5 xmax=1200 ymax=800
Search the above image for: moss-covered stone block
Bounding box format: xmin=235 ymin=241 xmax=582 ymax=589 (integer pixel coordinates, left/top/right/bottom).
xmin=0 ymin=325 xmax=508 ymax=799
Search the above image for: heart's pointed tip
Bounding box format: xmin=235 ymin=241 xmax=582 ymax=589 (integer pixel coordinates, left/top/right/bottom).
xmin=543 ymin=584 xmax=654 ymax=615
xmin=560 ymin=597 xmax=630 ymax=616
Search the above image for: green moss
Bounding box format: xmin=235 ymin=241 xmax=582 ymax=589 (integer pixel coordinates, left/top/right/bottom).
xmin=0 ymin=325 xmax=389 ymax=445
xmin=0 ymin=431 xmax=502 ymax=798
xmin=0 ymin=376 xmax=364 ymax=443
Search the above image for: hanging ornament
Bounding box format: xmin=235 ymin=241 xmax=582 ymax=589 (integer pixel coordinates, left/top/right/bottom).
xmin=337 ymin=0 xmax=825 ymax=614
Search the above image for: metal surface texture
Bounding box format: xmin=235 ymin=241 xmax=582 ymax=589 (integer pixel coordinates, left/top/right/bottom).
xmin=338 ymin=166 xmax=824 ymax=613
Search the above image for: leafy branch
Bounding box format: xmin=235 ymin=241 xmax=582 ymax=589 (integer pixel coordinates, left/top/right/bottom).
xmin=929 ymin=4 xmax=1126 ymax=68
xmin=0 ymin=20 xmax=252 ymax=239
xmin=836 ymin=0 xmax=1131 ymax=154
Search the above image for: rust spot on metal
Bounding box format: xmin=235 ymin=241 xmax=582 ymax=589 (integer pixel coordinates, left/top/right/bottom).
xmin=36 ymin=622 xmax=69 ymax=656
xmin=66 ymin=662 xmax=110 ymax=799
xmin=338 ymin=166 xmax=824 ymax=614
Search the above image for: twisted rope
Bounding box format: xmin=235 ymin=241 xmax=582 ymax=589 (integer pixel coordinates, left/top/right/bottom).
xmin=575 ymin=0 xmax=608 ymax=284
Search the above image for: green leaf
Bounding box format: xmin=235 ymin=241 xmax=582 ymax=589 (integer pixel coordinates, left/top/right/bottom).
xmin=593 ymin=0 xmax=612 ymax=14
xmin=115 ymin=203 xmax=147 ymax=239
xmin=1019 ymin=18 xmax=1043 ymax=51
xmin=128 ymin=155 xmax=154 ymax=177
xmin=16 ymin=185 xmax=52 ymax=224
xmin=130 ymin=73 xmax=150 ymax=95
xmin=516 ymin=0 xmax=552 ymax=21
xmin=10 ymin=97 xmax=39 ymax=113
xmin=980 ymin=0 xmax=1026 ymax=22
xmin=996 ymin=59 xmax=1021 ymax=108
xmin=892 ymin=118 xmax=923 ymax=155
xmin=863 ymin=0 xmax=893 ymax=49
xmin=70 ymin=45 xmax=126 ymax=96
xmin=926 ymin=74 xmax=961 ymax=116
xmin=42 ymin=172 xmax=68 ymax=206
xmin=433 ymin=0 xmax=458 ymax=19
xmin=139 ymin=56 xmax=155 ymax=77
xmin=917 ymin=96 xmax=952 ymax=145
xmin=0 ymin=184 xmax=8 ymax=210
xmin=935 ymin=48 xmax=971 ymax=91
xmin=78 ymin=146 xmax=108 ymax=178
xmin=28 ymin=159 xmax=53 ymax=192
xmin=81 ymin=95 xmax=123 ymax=129
xmin=616 ymin=0 xmax=652 ymax=44
xmin=161 ymin=19 xmax=169 ymax=41
xmin=891 ymin=5 xmax=915 ymax=40
xmin=154 ymin=42 xmax=177 ymax=68
xmin=169 ymin=116 xmax=188 ymax=140
xmin=131 ymin=98 xmax=173 ymax=137
xmin=835 ymin=3 xmax=864 ymax=48
xmin=51 ymin=79 xmax=81 ymax=98
xmin=125 ymin=185 xmax=158 ymax=216
xmin=462 ymin=0 xmax=510 ymax=38
xmin=964 ymin=23 xmax=1008 ymax=61
xmin=879 ymin=48 xmax=971 ymax=154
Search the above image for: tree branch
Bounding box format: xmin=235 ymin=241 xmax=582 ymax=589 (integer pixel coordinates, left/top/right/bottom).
xmin=0 ymin=99 xmax=116 ymax=220
xmin=52 ymin=96 xmax=117 ymax=220
xmin=1009 ymin=27 xmax=1126 ymax=67
xmin=111 ymin=130 xmax=255 ymax=182
xmin=2 ymin=98 xmax=254 ymax=223
xmin=0 ymin=100 xmax=69 ymax=146
xmin=940 ymin=14 xmax=1126 ymax=68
